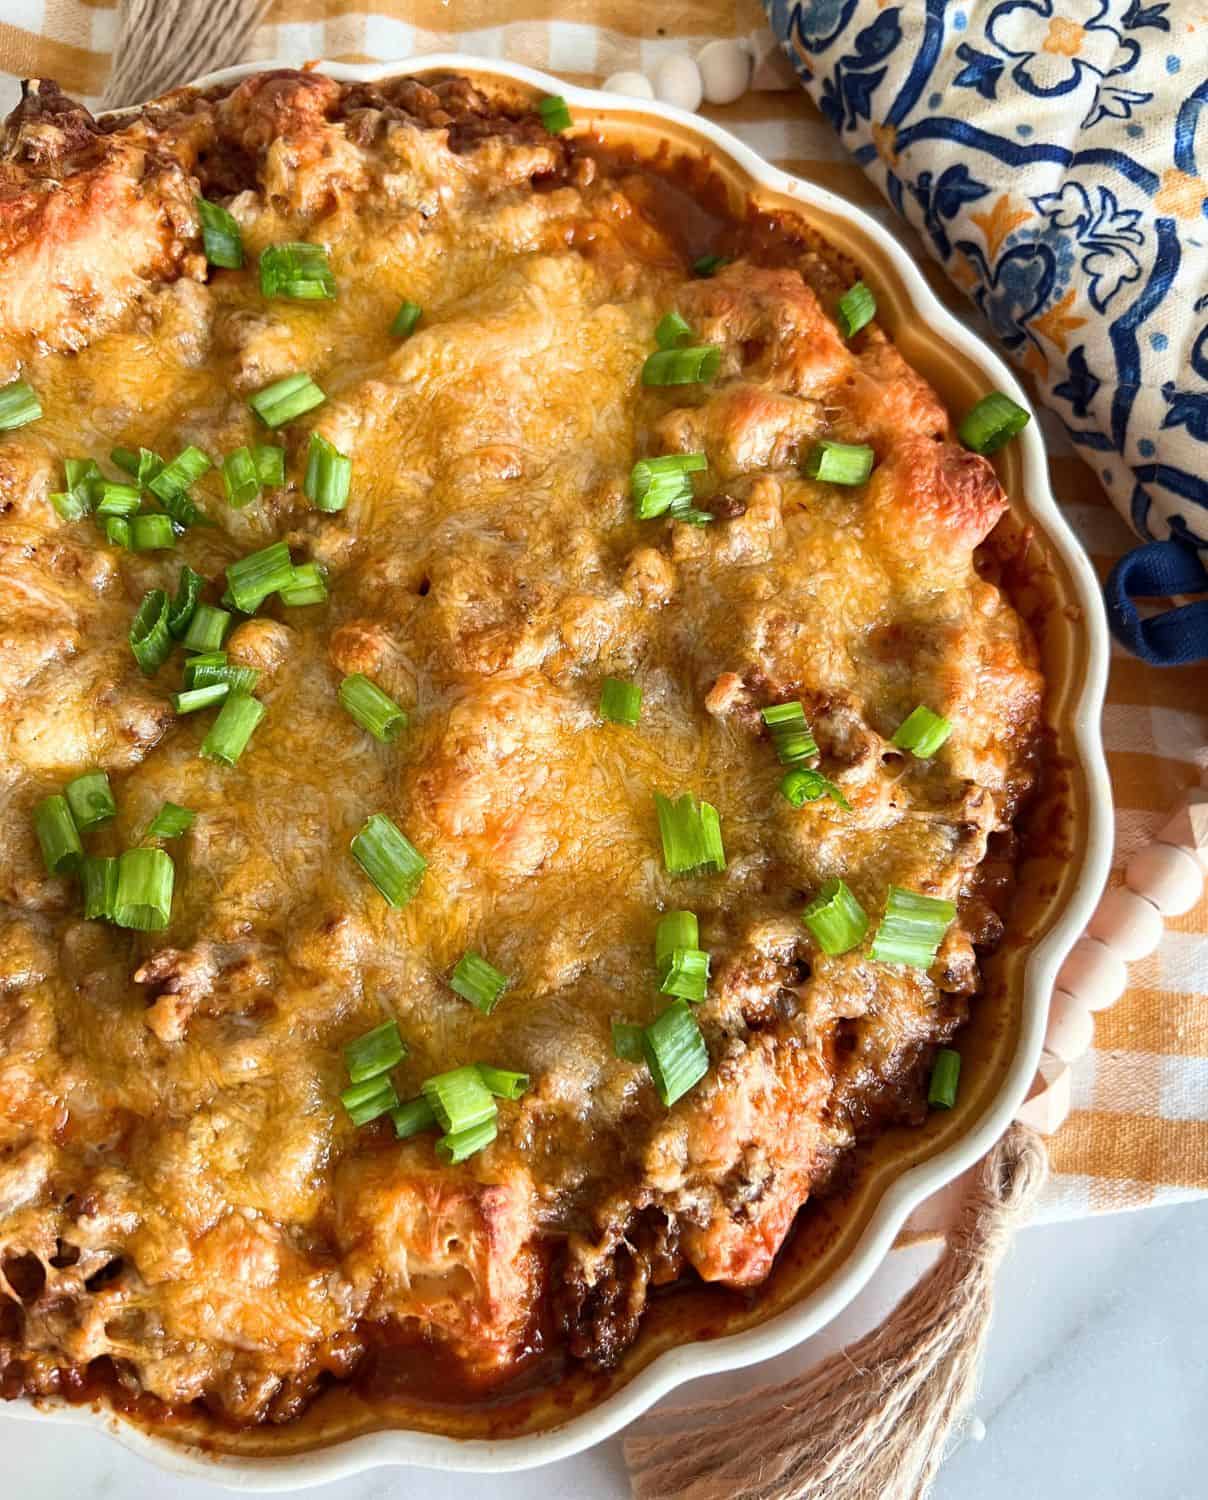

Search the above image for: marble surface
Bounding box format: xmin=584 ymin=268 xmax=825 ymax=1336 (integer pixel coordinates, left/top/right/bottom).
xmin=8 ymin=1197 xmax=1208 ymax=1499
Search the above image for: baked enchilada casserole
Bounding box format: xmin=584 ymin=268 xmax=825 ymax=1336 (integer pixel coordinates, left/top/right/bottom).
xmin=0 ymin=70 xmax=1042 ymax=1428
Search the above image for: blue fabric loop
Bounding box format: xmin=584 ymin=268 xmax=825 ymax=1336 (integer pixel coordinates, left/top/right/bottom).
xmin=1105 ymin=539 xmax=1208 ymax=668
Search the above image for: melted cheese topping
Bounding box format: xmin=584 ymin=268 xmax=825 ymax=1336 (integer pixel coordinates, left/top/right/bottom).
xmin=0 ymin=73 xmax=1042 ymax=1422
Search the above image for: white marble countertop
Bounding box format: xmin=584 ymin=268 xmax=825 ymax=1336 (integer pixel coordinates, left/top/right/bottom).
xmin=8 ymin=1197 xmax=1207 ymax=1499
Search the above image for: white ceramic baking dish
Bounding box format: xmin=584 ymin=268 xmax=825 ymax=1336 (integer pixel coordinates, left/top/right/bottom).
xmin=3 ymin=52 xmax=1113 ymax=1487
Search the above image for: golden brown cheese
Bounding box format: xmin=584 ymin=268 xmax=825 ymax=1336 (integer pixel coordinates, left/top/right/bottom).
xmin=0 ymin=72 xmax=1042 ymax=1422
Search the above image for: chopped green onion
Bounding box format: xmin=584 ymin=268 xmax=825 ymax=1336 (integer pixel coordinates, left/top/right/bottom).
xmin=928 ymin=1047 xmax=961 ymax=1110
xmin=303 ymin=432 xmax=351 ymax=512
xmin=892 ymin=704 xmax=953 ymax=759
xmin=391 ymin=1096 xmax=437 ymax=1139
xmin=344 ymin=1020 xmax=406 ymax=1084
xmin=129 ymin=513 xmax=176 ymax=551
xmin=599 ymin=677 xmax=642 ymax=726
xmin=96 ymin=482 xmax=142 ymax=517
xmin=391 ymin=300 xmax=423 ymax=338
xmin=111 ymin=446 xmax=164 ymax=486
xmin=836 ymin=281 xmax=876 ymax=339
xmin=959 ymin=392 xmax=1030 ymax=455
xmin=642 ymin=345 xmax=721 ymax=386
xmin=801 ymin=878 xmax=868 ymax=956
xmin=340 ymin=1075 xmax=399 ymax=1127
xmin=253 ymin=444 xmax=286 ymax=488
xmin=658 ymin=947 xmax=710 ymax=1003
xmin=643 ymin=999 xmax=709 ymax=1107
xmin=350 ymin=813 xmax=426 ymax=908
xmin=172 ymin=683 xmax=229 ymax=714
xmin=278 ymin=562 xmax=328 ymax=606
xmin=65 ymin=457 xmax=101 ymax=493
xmin=65 ymin=770 xmax=116 ymax=831
xmin=654 ymin=792 xmax=726 ymax=876
xmin=437 ymin=1117 xmax=498 ymax=1163
xmin=761 ymin=702 xmax=819 ymax=766
xmin=339 ymin=673 xmax=407 ymax=743
xmin=692 ymin=254 xmax=730 ymax=277
xmin=421 ymin=1065 xmax=497 ymax=1133
xmin=248 ymin=371 xmax=326 ymax=428
xmin=148 ymin=802 xmax=195 ymax=839
xmin=167 ymin=566 xmax=205 ymax=640
xmin=259 ymin=241 xmax=336 ymax=301
xmin=34 ymin=794 xmax=82 ymax=874
xmin=0 ymin=380 xmax=41 ymax=431
xmin=81 ymin=856 xmax=118 ymax=921
xmin=184 ymin=654 xmax=259 ymax=694
xmin=655 ymin=911 xmax=699 ymax=969
xmin=450 ymin=952 xmax=510 ymax=1015
xmin=113 ymin=847 xmax=174 ymax=931
xmin=222 ymin=447 xmax=261 ymax=509
xmin=181 ymin=603 xmax=231 ymax=654
xmin=870 ymin=886 xmax=956 ymax=969
xmin=129 ymin=590 xmax=172 ymax=676
xmin=196 ymin=196 xmax=243 ymax=269
xmin=780 ymin=766 xmax=851 ymax=811
xmin=148 ymin=446 xmax=211 ymax=528
xmin=630 ymin=452 xmax=707 ymax=520
xmin=803 ymin=441 xmax=874 ymax=485
xmin=226 ymin=541 xmax=293 ymax=612
xmin=50 ymin=490 xmax=88 ymax=522
xmin=538 ymin=94 xmax=572 ymax=133
xmin=655 ymin=310 xmax=692 ymax=349
xmin=476 ymin=1064 xmax=529 ymax=1100
xmin=105 ymin=517 xmax=130 ymax=548
xmin=612 ymin=1022 xmax=646 ymax=1062
xmin=200 ymin=691 xmax=265 ymax=766
xmin=53 ymin=458 xmax=100 ymax=519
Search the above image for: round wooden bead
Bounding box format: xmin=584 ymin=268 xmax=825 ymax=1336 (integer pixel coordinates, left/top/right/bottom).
xmin=1044 ymin=989 xmax=1095 ymax=1062
xmin=602 ymin=70 xmax=655 ymax=100
xmin=1055 ymin=936 xmax=1128 ymax=1012
xmin=1126 ymin=841 xmax=1205 ymax=917
xmin=1016 ymin=1055 xmax=1071 ymax=1135
xmin=653 ymin=54 xmax=704 ymax=113
xmin=698 ymin=39 xmax=752 ymax=105
xmin=1088 ymin=885 xmax=1164 ymax=962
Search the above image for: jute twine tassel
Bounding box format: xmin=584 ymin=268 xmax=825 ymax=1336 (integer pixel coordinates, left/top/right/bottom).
xmin=625 ymin=1124 xmax=1048 ymax=1500
xmin=101 ymin=0 xmax=268 ymax=110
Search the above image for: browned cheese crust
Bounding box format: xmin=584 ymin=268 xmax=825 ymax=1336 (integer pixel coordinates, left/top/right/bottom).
xmin=0 ymin=72 xmax=1042 ymax=1423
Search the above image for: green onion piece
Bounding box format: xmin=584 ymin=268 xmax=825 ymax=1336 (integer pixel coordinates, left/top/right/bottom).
xmin=34 ymin=794 xmax=82 ymax=874
xmin=643 ymin=999 xmax=709 ymax=1107
xmin=959 ymin=392 xmax=1030 ymax=455
xmin=391 ymin=300 xmax=423 ymax=338
xmin=477 ymin=1064 xmax=529 ymax=1100
xmin=836 ymin=281 xmax=876 ymax=338
xmin=111 ymin=446 xmax=164 ymax=486
xmin=129 ymin=589 xmax=172 ymax=676
xmin=172 ymin=683 xmax=229 ymax=714
xmin=437 ymin=1117 xmax=498 ymax=1164
xmin=599 ymin=677 xmax=642 ymax=726
xmin=892 ymin=704 xmax=953 ymax=759
xmin=654 ymin=792 xmax=726 ymax=876
xmin=303 ymin=432 xmax=351 ymax=513
xmin=181 ymin=602 xmax=231 ymax=654
xmin=259 ymin=241 xmax=336 ymax=301
xmin=655 ymin=310 xmax=692 ymax=349
xmin=278 ymin=562 xmax=328 ymax=606
xmin=350 ymin=813 xmax=426 ymax=908
xmin=248 ymin=371 xmax=326 ymax=428
xmin=642 ymin=346 xmax=721 ymax=386
xmin=339 ymin=673 xmax=407 ymax=743
xmin=148 ymin=802 xmax=195 ymax=839
xmin=801 ymin=878 xmax=868 ymax=956
xmin=658 ymin=947 xmax=710 ymax=1003
xmin=870 ymin=886 xmax=957 ymax=969
xmin=928 ymin=1047 xmax=961 ymax=1110
xmin=421 ymin=1065 xmax=497 ymax=1133
xmin=344 ymin=1020 xmax=406 ymax=1084
xmin=51 ymin=490 xmax=88 ymax=522
xmin=538 ymin=94 xmax=573 ymax=133
xmin=129 ymin=513 xmax=177 ymax=552
xmin=450 ymin=952 xmax=510 ymax=1015
xmin=226 ymin=541 xmax=293 ymax=612
xmin=391 ymin=1096 xmax=437 ymax=1139
xmin=105 ymin=517 xmax=131 ymax=549
xmin=612 ymin=1022 xmax=646 ymax=1062
xmin=0 ymin=380 xmax=41 ymax=431
xmin=167 ymin=565 xmax=205 ymax=640
xmin=148 ymin=445 xmax=211 ymax=528
xmin=196 ymin=196 xmax=243 ymax=269
xmin=222 ymin=446 xmax=261 ymax=509
xmin=630 ymin=452 xmax=707 ymax=520
xmin=780 ymin=766 xmax=851 ymax=811
xmin=655 ymin=911 xmax=699 ymax=970
xmin=761 ymin=702 xmax=819 ymax=766
xmin=692 ymin=254 xmax=730 ymax=277
xmin=65 ymin=770 xmax=116 ymax=832
xmin=96 ymin=482 xmax=142 ymax=517
xmin=54 ymin=458 xmax=101 ymax=519
xmin=200 ymin=691 xmax=265 ymax=766
xmin=184 ymin=655 xmax=259 ymax=694
xmin=113 ymin=847 xmax=174 ymax=931
xmin=81 ymin=856 xmax=118 ymax=921
xmin=803 ymin=440 xmax=875 ymax=485
xmin=253 ymin=444 xmax=286 ymax=488
xmin=340 ymin=1075 xmax=399 ymax=1127
xmin=65 ymin=457 xmax=101 ymax=493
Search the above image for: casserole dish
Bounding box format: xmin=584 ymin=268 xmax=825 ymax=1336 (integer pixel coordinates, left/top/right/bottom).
xmin=1 ymin=52 xmax=1112 ymax=1484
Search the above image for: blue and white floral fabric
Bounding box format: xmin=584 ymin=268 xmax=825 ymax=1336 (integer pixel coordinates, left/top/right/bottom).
xmin=765 ymin=0 xmax=1208 ymax=660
